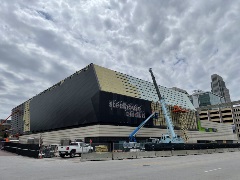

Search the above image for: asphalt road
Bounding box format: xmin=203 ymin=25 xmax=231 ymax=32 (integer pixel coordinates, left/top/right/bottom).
xmin=0 ymin=150 xmax=239 ymax=180
xmin=0 ymin=149 xmax=17 ymax=156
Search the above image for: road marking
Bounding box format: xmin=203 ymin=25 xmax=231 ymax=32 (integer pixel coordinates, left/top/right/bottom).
xmin=132 ymin=161 xmax=161 ymax=166
xmin=204 ymin=168 xmax=222 ymax=173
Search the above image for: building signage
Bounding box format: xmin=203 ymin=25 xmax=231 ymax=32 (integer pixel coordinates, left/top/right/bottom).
xmin=109 ymin=100 xmax=145 ymax=118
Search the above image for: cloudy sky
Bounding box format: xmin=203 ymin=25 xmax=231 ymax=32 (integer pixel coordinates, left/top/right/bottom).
xmin=0 ymin=0 xmax=239 ymax=118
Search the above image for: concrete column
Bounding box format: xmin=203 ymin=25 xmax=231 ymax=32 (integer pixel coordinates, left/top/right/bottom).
xmin=230 ymin=103 xmax=238 ymax=139
xmin=207 ymin=110 xmax=210 ymax=121
xmin=218 ymin=105 xmax=223 ymax=123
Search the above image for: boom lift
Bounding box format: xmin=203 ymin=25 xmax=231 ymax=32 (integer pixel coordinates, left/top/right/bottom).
xmin=129 ymin=112 xmax=157 ymax=142
xmin=149 ymin=68 xmax=184 ymax=143
xmin=123 ymin=112 xmax=157 ymax=148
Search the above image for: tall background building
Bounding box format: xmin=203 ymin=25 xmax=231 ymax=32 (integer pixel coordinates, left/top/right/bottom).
xmin=211 ymin=74 xmax=231 ymax=102
xmin=189 ymin=90 xmax=225 ymax=108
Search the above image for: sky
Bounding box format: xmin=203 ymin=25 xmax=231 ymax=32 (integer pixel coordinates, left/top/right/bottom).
xmin=0 ymin=0 xmax=239 ymax=118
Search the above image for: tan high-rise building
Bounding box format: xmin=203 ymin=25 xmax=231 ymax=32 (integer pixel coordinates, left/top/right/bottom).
xmin=211 ymin=74 xmax=231 ymax=103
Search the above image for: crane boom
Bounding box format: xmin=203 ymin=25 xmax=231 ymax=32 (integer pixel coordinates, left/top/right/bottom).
xmin=0 ymin=110 xmax=20 ymax=126
xmin=149 ymin=68 xmax=184 ymax=143
xmin=149 ymin=68 xmax=163 ymax=100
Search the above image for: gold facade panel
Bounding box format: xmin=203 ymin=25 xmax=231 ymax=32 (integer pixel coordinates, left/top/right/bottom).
xmin=23 ymin=100 xmax=31 ymax=132
xmin=94 ymin=64 xmax=140 ymax=98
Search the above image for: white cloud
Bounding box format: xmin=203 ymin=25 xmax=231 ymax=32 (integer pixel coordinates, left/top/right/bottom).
xmin=0 ymin=0 xmax=239 ymax=118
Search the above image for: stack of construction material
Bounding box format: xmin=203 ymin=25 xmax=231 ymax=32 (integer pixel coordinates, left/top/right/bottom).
xmin=95 ymin=145 xmax=108 ymax=152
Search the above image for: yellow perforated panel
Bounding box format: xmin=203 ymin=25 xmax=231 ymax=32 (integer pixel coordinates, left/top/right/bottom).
xmin=23 ymin=100 xmax=31 ymax=132
xmin=94 ymin=65 xmax=140 ymax=98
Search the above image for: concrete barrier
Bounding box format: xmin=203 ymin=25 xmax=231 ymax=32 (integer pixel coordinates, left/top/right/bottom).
xmin=136 ymin=151 xmax=156 ymax=158
xmin=223 ymin=148 xmax=230 ymax=152
xmin=215 ymin=148 xmax=225 ymax=153
xmin=207 ymin=149 xmax=215 ymax=154
xmin=81 ymin=152 xmax=112 ymax=161
xmin=171 ymin=150 xmax=187 ymax=156
xmin=198 ymin=149 xmax=208 ymax=154
xmin=228 ymin=148 xmax=237 ymax=152
xmin=186 ymin=150 xmax=201 ymax=155
xmin=155 ymin=151 xmax=172 ymax=157
xmin=112 ymin=152 xmax=137 ymax=160
xmin=79 ymin=148 xmax=237 ymax=162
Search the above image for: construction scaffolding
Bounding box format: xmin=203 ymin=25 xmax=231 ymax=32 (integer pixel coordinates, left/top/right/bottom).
xmin=172 ymin=105 xmax=189 ymax=142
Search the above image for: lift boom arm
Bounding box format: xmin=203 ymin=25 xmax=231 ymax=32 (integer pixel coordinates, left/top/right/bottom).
xmin=129 ymin=112 xmax=156 ymax=142
xmin=149 ymin=68 xmax=177 ymax=139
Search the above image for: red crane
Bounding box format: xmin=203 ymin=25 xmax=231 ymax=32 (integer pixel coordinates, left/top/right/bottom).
xmin=0 ymin=109 xmax=20 ymax=126
xmin=172 ymin=105 xmax=188 ymax=113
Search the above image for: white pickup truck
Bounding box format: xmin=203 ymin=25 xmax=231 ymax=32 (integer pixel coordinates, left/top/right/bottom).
xmin=58 ymin=142 xmax=93 ymax=158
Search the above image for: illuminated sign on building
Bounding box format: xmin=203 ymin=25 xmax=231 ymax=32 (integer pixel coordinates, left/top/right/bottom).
xmin=109 ymin=100 xmax=145 ymax=118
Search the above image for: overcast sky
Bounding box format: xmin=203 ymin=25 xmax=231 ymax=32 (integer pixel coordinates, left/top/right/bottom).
xmin=1 ymin=0 xmax=240 ymax=118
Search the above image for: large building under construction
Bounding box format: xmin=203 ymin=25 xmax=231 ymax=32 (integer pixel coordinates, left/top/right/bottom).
xmin=12 ymin=64 xmax=237 ymax=144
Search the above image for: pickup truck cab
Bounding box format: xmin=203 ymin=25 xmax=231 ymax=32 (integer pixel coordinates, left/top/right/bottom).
xmin=58 ymin=142 xmax=93 ymax=158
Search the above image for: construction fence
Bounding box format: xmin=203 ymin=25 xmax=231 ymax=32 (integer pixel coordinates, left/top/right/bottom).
xmin=2 ymin=142 xmax=240 ymax=159
xmin=2 ymin=142 xmax=39 ymax=158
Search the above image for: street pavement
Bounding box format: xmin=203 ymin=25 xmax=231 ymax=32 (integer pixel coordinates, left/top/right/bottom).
xmin=0 ymin=149 xmax=17 ymax=156
xmin=0 ymin=150 xmax=239 ymax=180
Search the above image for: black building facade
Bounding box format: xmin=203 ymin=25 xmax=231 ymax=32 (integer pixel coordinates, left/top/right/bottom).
xmin=12 ymin=64 xmax=197 ymax=135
